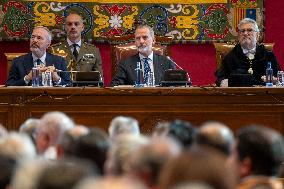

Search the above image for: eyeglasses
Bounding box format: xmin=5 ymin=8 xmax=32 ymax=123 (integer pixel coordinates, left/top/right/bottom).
xmin=238 ymin=28 xmax=256 ymax=34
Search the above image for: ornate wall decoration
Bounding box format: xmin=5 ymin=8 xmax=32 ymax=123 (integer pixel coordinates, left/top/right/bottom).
xmin=0 ymin=0 xmax=263 ymax=43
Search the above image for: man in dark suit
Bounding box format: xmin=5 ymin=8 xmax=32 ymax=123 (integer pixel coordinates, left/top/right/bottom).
xmin=110 ymin=24 xmax=175 ymax=86
xmin=6 ymin=26 xmax=71 ymax=86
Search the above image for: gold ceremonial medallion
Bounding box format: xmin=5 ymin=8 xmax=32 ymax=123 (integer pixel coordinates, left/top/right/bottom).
xmin=248 ymin=67 xmax=253 ymax=75
xmin=248 ymin=53 xmax=255 ymax=60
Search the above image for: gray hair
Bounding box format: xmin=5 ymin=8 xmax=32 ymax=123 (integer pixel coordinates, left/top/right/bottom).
xmin=108 ymin=116 xmax=140 ymax=140
xmin=135 ymin=24 xmax=155 ymax=39
xmin=34 ymin=26 xmax=52 ymax=42
xmin=238 ymin=18 xmax=259 ymax=32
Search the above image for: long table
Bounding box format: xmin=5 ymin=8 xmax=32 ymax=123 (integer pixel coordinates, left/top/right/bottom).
xmin=0 ymin=86 xmax=284 ymax=133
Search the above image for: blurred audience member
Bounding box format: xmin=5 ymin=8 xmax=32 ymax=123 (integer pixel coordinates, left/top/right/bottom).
xmin=104 ymin=134 xmax=149 ymax=176
xmin=0 ymin=132 xmax=36 ymax=162
xmin=159 ymin=146 xmax=237 ymax=189
xmin=229 ymin=124 xmax=284 ymax=189
xmin=108 ymin=116 xmax=140 ymax=141
xmin=74 ymin=176 xmax=147 ymax=189
xmin=168 ymin=119 xmax=197 ymax=148
xmin=11 ymin=159 xmax=48 ymax=189
xmin=127 ymin=136 xmax=182 ymax=188
xmin=36 ymin=159 xmax=96 ymax=189
xmin=19 ymin=118 xmax=40 ymax=144
xmin=56 ymin=125 xmax=89 ymax=159
xmin=70 ymin=127 xmax=110 ymax=174
xmin=0 ymin=124 xmax=7 ymax=137
xmin=35 ymin=111 xmax=74 ymax=159
xmin=195 ymin=121 xmax=234 ymax=156
xmin=0 ymin=155 xmax=17 ymax=189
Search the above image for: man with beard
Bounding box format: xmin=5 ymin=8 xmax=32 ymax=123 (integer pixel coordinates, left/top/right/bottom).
xmin=215 ymin=18 xmax=281 ymax=87
xmin=110 ymin=23 xmax=175 ymax=86
xmin=50 ymin=13 xmax=103 ymax=77
xmin=6 ymin=26 xmax=71 ymax=86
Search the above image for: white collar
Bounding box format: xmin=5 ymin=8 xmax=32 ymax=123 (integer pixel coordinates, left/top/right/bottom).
xmin=67 ymin=38 xmax=82 ymax=47
xmin=139 ymin=51 xmax=153 ymax=61
xmin=32 ymin=52 xmax=46 ymax=64
xmin=242 ymin=46 xmax=256 ymax=54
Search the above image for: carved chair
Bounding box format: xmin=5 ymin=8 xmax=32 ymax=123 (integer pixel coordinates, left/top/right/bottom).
xmin=109 ymin=34 xmax=172 ymax=77
xmin=213 ymin=42 xmax=275 ymax=69
xmin=4 ymin=53 xmax=26 ymax=76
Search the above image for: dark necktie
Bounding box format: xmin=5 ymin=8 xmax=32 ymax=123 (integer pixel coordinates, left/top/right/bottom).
xmin=143 ymin=58 xmax=151 ymax=83
xmin=73 ymin=44 xmax=78 ymax=60
xmin=36 ymin=59 xmax=41 ymax=66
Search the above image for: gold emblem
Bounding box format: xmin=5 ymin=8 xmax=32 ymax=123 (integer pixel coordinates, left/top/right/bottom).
xmin=248 ymin=67 xmax=253 ymax=75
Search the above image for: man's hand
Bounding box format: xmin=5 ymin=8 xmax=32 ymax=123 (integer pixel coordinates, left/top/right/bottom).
xmin=261 ymin=75 xmax=277 ymax=84
xmin=25 ymin=70 xmax=33 ymax=81
xmin=220 ymin=79 xmax=228 ymax=87
xmin=46 ymin=65 xmax=60 ymax=82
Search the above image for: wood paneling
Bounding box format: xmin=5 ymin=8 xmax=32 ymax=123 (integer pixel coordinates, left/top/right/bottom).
xmin=0 ymin=87 xmax=283 ymax=133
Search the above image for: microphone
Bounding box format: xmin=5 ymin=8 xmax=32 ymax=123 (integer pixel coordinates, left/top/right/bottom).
xmin=166 ymin=56 xmax=191 ymax=82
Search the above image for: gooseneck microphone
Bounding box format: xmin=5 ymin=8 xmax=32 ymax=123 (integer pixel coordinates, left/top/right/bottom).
xmin=166 ymin=56 xmax=191 ymax=82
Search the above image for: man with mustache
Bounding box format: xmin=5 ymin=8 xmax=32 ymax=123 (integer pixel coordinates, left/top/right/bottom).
xmin=6 ymin=26 xmax=71 ymax=86
xmin=110 ymin=23 xmax=175 ymax=86
xmin=50 ymin=13 xmax=103 ymax=78
xmin=215 ymin=18 xmax=281 ymax=87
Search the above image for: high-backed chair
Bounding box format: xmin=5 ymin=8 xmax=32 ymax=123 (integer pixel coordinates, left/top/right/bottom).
xmin=109 ymin=34 xmax=172 ymax=77
xmin=213 ymin=42 xmax=275 ymax=69
xmin=4 ymin=53 xmax=27 ymax=76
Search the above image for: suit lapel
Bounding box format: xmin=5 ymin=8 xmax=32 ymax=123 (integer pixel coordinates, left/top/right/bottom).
xmin=153 ymin=53 xmax=163 ymax=83
xmin=23 ymin=53 xmax=34 ymax=75
xmin=45 ymin=53 xmax=53 ymax=67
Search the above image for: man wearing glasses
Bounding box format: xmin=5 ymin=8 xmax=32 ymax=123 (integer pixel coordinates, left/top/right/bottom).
xmin=215 ymin=18 xmax=281 ymax=87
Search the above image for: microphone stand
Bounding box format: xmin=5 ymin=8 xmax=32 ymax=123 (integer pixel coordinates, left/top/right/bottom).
xmin=167 ymin=56 xmax=191 ymax=82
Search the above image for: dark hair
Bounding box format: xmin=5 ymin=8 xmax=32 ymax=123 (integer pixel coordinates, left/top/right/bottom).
xmin=71 ymin=127 xmax=110 ymax=174
xmin=0 ymin=155 xmax=16 ymax=189
xmin=236 ymin=124 xmax=284 ymax=176
xmin=168 ymin=119 xmax=196 ymax=147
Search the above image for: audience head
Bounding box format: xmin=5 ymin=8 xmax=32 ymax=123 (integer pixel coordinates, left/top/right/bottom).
xmin=35 ymin=111 xmax=74 ymax=154
xmin=195 ymin=121 xmax=234 ymax=156
xmin=159 ymin=146 xmax=237 ymax=189
xmin=108 ymin=116 xmax=140 ymax=141
xmin=0 ymin=123 xmax=7 ymax=137
xmin=135 ymin=22 xmax=155 ymax=57
xmin=30 ymin=26 xmax=52 ymax=58
xmin=230 ymin=124 xmax=284 ymax=178
xmin=57 ymin=125 xmax=89 ymax=158
xmin=75 ymin=176 xmax=147 ymax=189
xmin=0 ymin=132 xmax=36 ymax=162
xmin=168 ymin=119 xmax=197 ymax=148
xmin=0 ymin=155 xmax=17 ymax=189
xmin=237 ymin=18 xmax=260 ymax=50
xmin=128 ymin=136 xmax=182 ymax=187
xmin=71 ymin=127 xmax=110 ymax=175
xmin=105 ymin=134 xmax=149 ymax=176
xmin=65 ymin=12 xmax=84 ymax=43
xmin=11 ymin=159 xmax=48 ymax=189
xmin=36 ymin=159 xmax=96 ymax=189
xmin=19 ymin=118 xmax=40 ymax=144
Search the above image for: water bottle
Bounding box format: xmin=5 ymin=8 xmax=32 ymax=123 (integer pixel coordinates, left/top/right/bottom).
xmin=277 ymin=71 xmax=284 ymax=86
xmin=266 ymin=62 xmax=273 ymax=87
xmin=32 ymin=66 xmax=40 ymax=87
xmin=135 ymin=62 xmax=143 ymax=87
